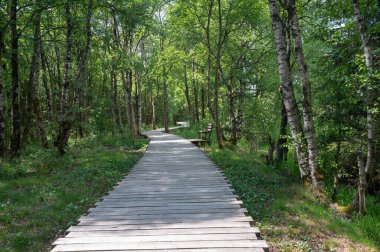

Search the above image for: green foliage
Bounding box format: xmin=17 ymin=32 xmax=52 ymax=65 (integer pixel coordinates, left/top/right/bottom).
xmin=0 ymin=135 xmax=147 ymax=251
xmin=208 ymin=148 xmax=282 ymax=219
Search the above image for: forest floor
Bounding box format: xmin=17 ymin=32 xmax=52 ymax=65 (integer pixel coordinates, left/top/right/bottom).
xmin=0 ymin=135 xmax=148 ymax=251
xmin=173 ymin=126 xmax=380 ymax=252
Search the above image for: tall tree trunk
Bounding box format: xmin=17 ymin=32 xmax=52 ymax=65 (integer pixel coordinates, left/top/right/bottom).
xmin=332 ymin=126 xmax=342 ymax=202
xmin=192 ymin=59 xmax=199 ymax=122
xmin=55 ymin=2 xmax=72 ymax=155
xmin=267 ymin=136 xmax=276 ymax=166
xmin=10 ymin=0 xmax=21 ymax=158
xmin=40 ymin=47 xmax=53 ymax=117
xmin=128 ymin=70 xmax=137 ymax=137
xmin=268 ymin=0 xmax=311 ymax=183
xmin=352 ymin=0 xmax=375 ymax=180
xmin=122 ymin=71 xmax=131 ymax=129
xmin=201 ymin=86 xmax=206 ymax=119
xmin=23 ymin=14 xmax=38 ymax=145
xmin=287 ymin=0 xmax=325 ymax=193
xmin=110 ymin=71 xmax=117 ymax=135
xmin=206 ymin=0 xmax=214 ymax=116
xmin=0 ymin=30 xmax=5 ymax=157
xmin=137 ymin=72 xmax=142 ymax=134
xmin=112 ymin=72 xmax=124 ymax=135
xmin=163 ymin=66 xmax=169 ymax=133
xmin=236 ymin=78 xmax=245 ymax=142
xmin=74 ymin=0 xmax=93 ymax=137
xmin=356 ymin=150 xmax=366 ymax=215
xmin=54 ymin=40 xmax=62 ymax=92
xmin=276 ymin=100 xmax=288 ymax=162
xmin=214 ymin=0 xmax=223 ymax=149
xmin=151 ymin=84 xmax=156 ymax=130
xmin=227 ymin=78 xmax=237 ymax=145
xmin=139 ymin=38 xmax=146 ymax=132
xmin=23 ymin=6 xmax=47 ymax=147
xmin=183 ymin=63 xmax=192 ymax=124
xmin=33 ymin=49 xmax=49 ymax=148
xmin=351 ymin=0 xmax=376 ymax=211
xmin=30 ymin=6 xmax=48 ymax=148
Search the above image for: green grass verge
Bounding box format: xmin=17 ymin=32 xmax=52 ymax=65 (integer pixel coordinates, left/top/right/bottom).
xmin=173 ymin=127 xmax=379 ymax=252
xmin=0 ymin=135 xmax=148 ymax=252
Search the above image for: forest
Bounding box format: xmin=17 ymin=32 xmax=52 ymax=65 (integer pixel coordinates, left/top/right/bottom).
xmin=0 ymin=0 xmax=379 ymax=251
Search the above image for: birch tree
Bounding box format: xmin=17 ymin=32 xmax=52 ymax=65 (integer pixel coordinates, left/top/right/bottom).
xmin=268 ymin=0 xmax=311 ymax=183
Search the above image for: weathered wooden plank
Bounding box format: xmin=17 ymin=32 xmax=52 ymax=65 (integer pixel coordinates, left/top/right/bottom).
xmin=85 ymin=208 xmax=247 ymax=215
xmin=115 ymin=183 xmax=231 ymax=188
xmin=106 ymin=191 xmax=236 ymax=197
xmin=67 ymin=222 xmax=251 ymax=232
xmin=116 ymin=181 xmax=229 ymax=186
xmin=79 ymin=215 xmax=253 ymax=222
xmin=93 ymin=249 xmax=265 ymax=252
xmin=89 ymin=204 xmax=243 ymax=212
xmin=95 ymin=201 xmax=243 ymax=208
xmin=51 ymin=240 xmax=268 ymax=251
xmin=110 ymin=187 xmax=234 ymax=194
xmin=77 ymin=219 xmax=251 ymax=226
xmin=97 ymin=199 xmax=241 ymax=205
xmin=54 ymin=233 xmax=257 ymax=245
xmin=65 ymin=227 xmax=260 ymax=237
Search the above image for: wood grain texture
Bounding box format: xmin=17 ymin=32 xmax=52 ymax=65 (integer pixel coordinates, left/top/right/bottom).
xmin=50 ymin=130 xmax=268 ymax=251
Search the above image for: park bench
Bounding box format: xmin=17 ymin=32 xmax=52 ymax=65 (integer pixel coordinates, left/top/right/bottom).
xmin=190 ymin=123 xmax=213 ymax=147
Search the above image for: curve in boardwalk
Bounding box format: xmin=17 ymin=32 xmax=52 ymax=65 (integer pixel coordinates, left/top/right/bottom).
xmin=51 ymin=130 xmax=268 ymax=252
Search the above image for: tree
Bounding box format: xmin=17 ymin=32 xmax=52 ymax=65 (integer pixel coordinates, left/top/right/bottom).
xmin=54 ymin=1 xmax=73 ymax=155
xmin=10 ymin=0 xmax=21 ymax=158
xmin=0 ymin=28 xmax=5 ymax=158
xmin=351 ymin=0 xmax=377 ymax=214
xmin=268 ymin=0 xmax=311 ymax=184
xmin=287 ymin=0 xmax=325 ymax=193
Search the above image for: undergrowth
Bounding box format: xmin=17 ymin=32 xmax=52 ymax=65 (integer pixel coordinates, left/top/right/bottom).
xmin=174 ymin=127 xmax=380 ymax=252
xmin=0 ymin=135 xmax=147 ymax=252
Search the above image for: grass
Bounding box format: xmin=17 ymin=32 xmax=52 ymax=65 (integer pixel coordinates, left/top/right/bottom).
xmin=0 ymin=135 xmax=148 ymax=252
xmin=173 ymin=126 xmax=380 ymax=252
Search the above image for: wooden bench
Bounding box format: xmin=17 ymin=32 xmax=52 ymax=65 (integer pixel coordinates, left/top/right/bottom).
xmin=190 ymin=123 xmax=213 ymax=147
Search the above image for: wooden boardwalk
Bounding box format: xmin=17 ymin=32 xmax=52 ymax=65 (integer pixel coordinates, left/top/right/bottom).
xmin=51 ymin=130 xmax=268 ymax=252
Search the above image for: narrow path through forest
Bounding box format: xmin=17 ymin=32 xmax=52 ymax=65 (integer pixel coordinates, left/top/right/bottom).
xmin=50 ymin=130 xmax=268 ymax=251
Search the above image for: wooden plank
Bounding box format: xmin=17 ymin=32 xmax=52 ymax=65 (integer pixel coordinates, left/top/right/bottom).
xmin=77 ymin=219 xmax=251 ymax=226
xmin=54 ymin=233 xmax=257 ymax=245
xmin=110 ymin=187 xmax=233 ymax=193
xmin=92 ymin=249 xmax=265 ymax=252
xmin=79 ymin=215 xmax=253 ymax=222
xmin=52 ymin=240 xmax=268 ymax=251
xmin=84 ymin=212 xmax=248 ymax=219
xmin=104 ymin=190 xmax=234 ymax=197
xmin=85 ymin=208 xmax=247 ymax=216
xmin=115 ymin=182 xmax=229 ymax=185
xmin=67 ymin=222 xmax=251 ymax=232
xmin=84 ymin=211 xmax=248 ymax=217
xmin=98 ymin=198 xmax=240 ymax=204
xmin=95 ymin=201 xmax=243 ymax=208
xmin=89 ymin=204 xmax=243 ymax=212
xmin=65 ymin=227 xmax=260 ymax=237
xmin=102 ymin=194 xmax=237 ymax=199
